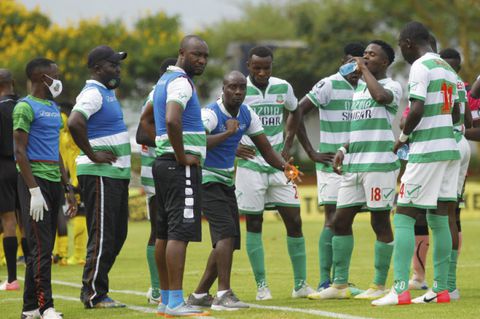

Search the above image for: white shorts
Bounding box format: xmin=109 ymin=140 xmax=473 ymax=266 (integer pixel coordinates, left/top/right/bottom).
xmin=316 ymin=170 xmax=342 ymax=205
xmin=457 ymin=136 xmax=471 ymax=197
xmin=235 ymin=166 xmax=300 ymax=214
xmin=398 ymin=160 xmax=460 ymax=209
xmin=336 ymin=170 xmax=398 ymax=211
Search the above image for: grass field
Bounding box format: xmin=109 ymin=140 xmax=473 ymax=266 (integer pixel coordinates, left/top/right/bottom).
xmin=1 ymin=213 xmax=479 ymax=319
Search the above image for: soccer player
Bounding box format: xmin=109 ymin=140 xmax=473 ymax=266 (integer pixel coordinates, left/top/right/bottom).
xmin=235 ymin=45 xmax=314 ymax=300
xmin=437 ymin=48 xmax=471 ymax=300
xmin=401 ymin=33 xmax=438 ymax=292
xmin=309 ymin=40 xmax=402 ymax=300
xmin=68 ymin=45 xmax=130 ymax=309
xmin=468 ymin=77 xmax=480 ymax=127
xmin=136 ymin=57 xmax=177 ymax=304
xmin=0 ymin=69 xmax=20 ymax=291
xmin=14 ymin=58 xmax=77 ymax=319
xmin=149 ymin=35 xmax=210 ymax=317
xmin=296 ymin=43 xmax=364 ymax=291
xmin=187 ymin=71 xmax=300 ymax=310
xmin=406 ymin=47 xmax=473 ymax=298
xmin=373 ymin=21 xmax=461 ymax=306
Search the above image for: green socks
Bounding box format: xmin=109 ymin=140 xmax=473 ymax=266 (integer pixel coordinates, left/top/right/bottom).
xmin=287 ymin=236 xmax=307 ymax=290
xmin=447 ymin=250 xmax=458 ymax=292
xmin=393 ymin=213 xmax=416 ymax=294
xmin=319 ymin=227 xmax=334 ymax=284
xmin=246 ymin=231 xmax=266 ymax=287
xmin=427 ymin=213 xmax=452 ymax=293
xmin=373 ymin=240 xmax=393 ymax=286
xmin=332 ymin=235 xmax=354 ymax=285
xmin=146 ymin=245 xmax=160 ymax=289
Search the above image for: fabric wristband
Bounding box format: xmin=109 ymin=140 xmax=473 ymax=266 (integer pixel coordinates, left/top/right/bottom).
xmin=399 ymin=131 xmax=409 ymax=142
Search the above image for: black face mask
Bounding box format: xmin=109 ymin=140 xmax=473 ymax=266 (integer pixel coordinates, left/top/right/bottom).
xmin=104 ymin=76 xmax=121 ymax=90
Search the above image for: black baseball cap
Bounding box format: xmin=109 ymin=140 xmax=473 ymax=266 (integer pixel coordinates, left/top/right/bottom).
xmin=87 ymin=45 xmax=127 ymax=68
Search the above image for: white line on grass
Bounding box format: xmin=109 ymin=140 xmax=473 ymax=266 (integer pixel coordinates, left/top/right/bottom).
xmin=0 ymin=298 xmax=23 ymax=303
xmin=54 ymin=295 xmax=217 ymax=318
xmin=18 ymin=277 xmax=145 ymax=296
xmin=54 ymin=294 xmax=156 ymax=313
xmin=248 ymin=304 xmax=375 ymax=319
xmin=45 ymin=278 xmax=375 ymax=319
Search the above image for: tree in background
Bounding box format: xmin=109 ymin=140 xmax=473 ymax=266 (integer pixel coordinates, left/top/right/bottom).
xmin=0 ymin=0 xmax=182 ymax=101
xmin=2 ymin=0 xmax=479 ymax=103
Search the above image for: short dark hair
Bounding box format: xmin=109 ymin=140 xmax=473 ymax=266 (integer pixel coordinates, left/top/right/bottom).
xmin=440 ymin=48 xmax=461 ymax=62
xmin=248 ymin=46 xmax=274 ymax=60
xmin=400 ymin=21 xmax=430 ymax=44
xmin=344 ymin=42 xmax=365 ymax=57
xmin=369 ymin=40 xmax=395 ymax=65
xmin=159 ymin=58 xmax=177 ymax=75
xmin=180 ymin=35 xmax=206 ymax=50
xmin=25 ymin=58 xmax=55 ymax=80
xmin=429 ymin=34 xmax=438 ymax=53
xmin=58 ymin=101 xmax=74 ymax=115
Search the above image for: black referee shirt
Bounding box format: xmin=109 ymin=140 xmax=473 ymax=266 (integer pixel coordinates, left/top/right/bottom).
xmin=0 ymin=94 xmax=18 ymax=157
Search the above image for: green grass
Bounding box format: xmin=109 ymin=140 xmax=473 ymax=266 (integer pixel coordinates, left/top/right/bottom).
xmin=1 ymin=214 xmax=479 ymax=318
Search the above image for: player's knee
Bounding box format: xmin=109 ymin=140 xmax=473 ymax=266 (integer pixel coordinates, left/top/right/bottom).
xmin=371 ymin=216 xmax=391 ymax=236
xmin=283 ymin=213 xmax=302 ymax=236
xmin=414 ymin=225 xmax=429 ymax=236
xmin=1 ymin=215 xmax=17 ymax=234
xmin=332 ymin=218 xmax=350 ymax=235
xmin=246 ymin=215 xmax=263 ymax=233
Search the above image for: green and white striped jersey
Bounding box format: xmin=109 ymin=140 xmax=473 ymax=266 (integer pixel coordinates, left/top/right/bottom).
xmin=140 ymin=89 xmax=155 ymax=196
xmin=306 ymin=73 xmax=355 ymax=172
xmin=453 ymin=75 xmax=467 ymax=142
xmin=238 ymin=76 xmax=297 ymax=173
xmin=344 ymin=78 xmax=402 ymax=172
xmin=407 ymin=52 xmax=460 ymax=163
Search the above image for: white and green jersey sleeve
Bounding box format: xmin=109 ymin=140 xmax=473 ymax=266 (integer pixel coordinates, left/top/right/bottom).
xmin=407 ymin=53 xmax=460 ymax=163
xmin=307 ymin=73 xmax=355 ymax=172
xmin=344 ymin=78 xmax=402 ymax=172
xmin=237 ymin=76 xmax=297 ymax=173
xmin=140 ymin=89 xmax=156 ymax=197
xmin=453 ymin=75 xmax=467 ymax=142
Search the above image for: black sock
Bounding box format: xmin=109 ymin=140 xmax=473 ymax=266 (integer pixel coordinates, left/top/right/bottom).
xmin=3 ymin=236 xmax=18 ymax=282
xmin=21 ymin=237 xmax=29 ymax=258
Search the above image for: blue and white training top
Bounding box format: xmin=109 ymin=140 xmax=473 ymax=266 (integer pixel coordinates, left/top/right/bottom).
xmin=202 ymin=98 xmax=263 ymax=186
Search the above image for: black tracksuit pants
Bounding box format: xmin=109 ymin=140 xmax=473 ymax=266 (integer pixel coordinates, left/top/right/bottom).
xmin=78 ymin=175 xmax=129 ymax=307
xmin=18 ymin=175 xmax=62 ymax=313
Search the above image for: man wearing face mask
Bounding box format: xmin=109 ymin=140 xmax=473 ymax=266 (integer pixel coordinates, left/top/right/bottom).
xmin=68 ymin=45 xmax=130 ymax=309
xmin=14 ymin=58 xmax=77 ymax=319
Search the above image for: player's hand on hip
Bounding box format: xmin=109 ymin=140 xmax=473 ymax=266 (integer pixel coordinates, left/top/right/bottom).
xmin=182 ymin=154 xmax=200 ymax=166
xmin=284 ymin=157 xmax=304 ymax=183
xmin=236 ymin=144 xmax=256 ymax=159
xmin=333 ymin=151 xmax=344 ymax=175
xmin=90 ymin=150 xmax=117 ymax=164
xmin=29 ymin=187 xmax=48 ymax=222
xmin=311 ymin=151 xmax=335 ymax=165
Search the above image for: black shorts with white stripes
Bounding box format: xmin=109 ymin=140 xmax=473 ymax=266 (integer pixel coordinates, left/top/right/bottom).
xmin=153 ymin=156 xmax=202 ymax=242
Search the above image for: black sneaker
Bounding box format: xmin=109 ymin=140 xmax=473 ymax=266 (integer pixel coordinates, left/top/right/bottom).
xmin=211 ymin=289 xmax=249 ymax=311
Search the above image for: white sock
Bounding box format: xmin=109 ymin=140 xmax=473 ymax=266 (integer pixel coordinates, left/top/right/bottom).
xmin=192 ymin=292 xmax=207 ymax=298
xmin=217 ymin=290 xmax=229 ymax=298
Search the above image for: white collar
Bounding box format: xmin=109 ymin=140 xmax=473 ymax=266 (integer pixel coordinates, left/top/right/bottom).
xmin=166 ymin=65 xmax=186 ymax=74
xmin=217 ymin=97 xmax=239 ymax=118
xmin=86 ymin=79 xmax=107 ymax=89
